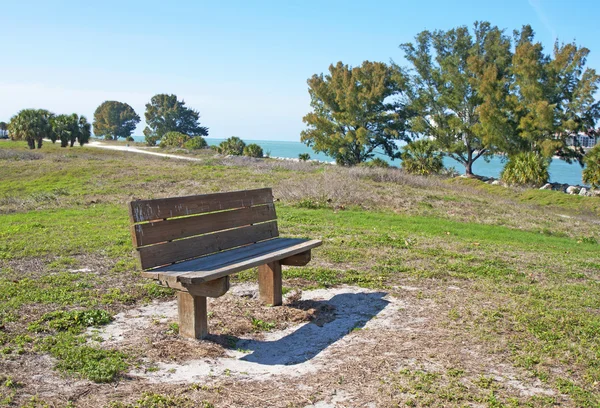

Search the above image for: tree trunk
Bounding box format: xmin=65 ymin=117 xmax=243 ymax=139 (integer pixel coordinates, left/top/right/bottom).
xmin=465 ymin=161 xmax=473 ymax=176
xmin=464 ymin=149 xmax=474 ymax=176
xmin=27 ymin=139 xmax=35 ymax=149
xmin=36 ymin=138 xmax=43 ymax=149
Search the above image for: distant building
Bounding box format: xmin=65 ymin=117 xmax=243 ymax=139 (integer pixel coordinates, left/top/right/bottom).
xmin=567 ymin=132 xmax=598 ymax=148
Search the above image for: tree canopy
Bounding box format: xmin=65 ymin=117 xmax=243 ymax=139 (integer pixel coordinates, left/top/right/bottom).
xmin=399 ymin=22 xmax=600 ymax=175
xmin=93 ymin=101 xmax=140 ymax=140
xmin=400 ymin=22 xmax=513 ymax=175
xmin=52 ymin=114 xmax=91 ymax=147
xmin=301 ymin=61 xmax=411 ymax=166
xmin=8 ymin=109 xmax=54 ymax=149
xmin=504 ymin=26 xmax=600 ymax=164
xmin=143 ymin=94 xmax=208 ymax=145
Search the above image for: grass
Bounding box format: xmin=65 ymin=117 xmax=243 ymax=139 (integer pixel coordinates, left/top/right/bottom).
xmin=1 ymin=140 xmax=600 ymax=406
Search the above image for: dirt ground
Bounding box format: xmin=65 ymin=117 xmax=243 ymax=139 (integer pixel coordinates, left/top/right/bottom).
xmin=2 ymin=282 xmax=562 ymax=407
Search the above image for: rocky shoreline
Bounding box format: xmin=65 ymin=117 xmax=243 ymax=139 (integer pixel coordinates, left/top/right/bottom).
xmin=474 ymin=175 xmax=599 ymax=197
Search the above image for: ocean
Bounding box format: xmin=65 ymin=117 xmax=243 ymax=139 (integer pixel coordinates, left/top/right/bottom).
xmin=128 ymin=136 xmax=586 ymax=186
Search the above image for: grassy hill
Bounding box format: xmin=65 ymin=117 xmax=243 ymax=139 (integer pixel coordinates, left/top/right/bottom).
xmin=1 ymin=141 xmax=599 ymax=407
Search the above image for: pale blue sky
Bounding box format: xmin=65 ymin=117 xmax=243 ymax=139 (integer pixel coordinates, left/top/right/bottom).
xmin=1 ymin=0 xmax=598 ymax=141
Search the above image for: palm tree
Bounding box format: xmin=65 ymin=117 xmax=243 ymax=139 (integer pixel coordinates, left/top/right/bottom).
xmin=8 ymin=109 xmax=54 ymax=149
xmin=51 ymin=114 xmax=74 ymax=147
xmin=76 ymin=115 xmax=91 ymax=146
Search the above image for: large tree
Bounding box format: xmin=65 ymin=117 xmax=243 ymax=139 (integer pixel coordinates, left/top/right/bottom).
xmin=8 ymin=109 xmax=54 ymax=149
xmin=52 ymin=114 xmax=91 ymax=147
xmin=400 ymin=22 xmax=513 ymax=176
xmin=301 ymin=61 xmax=410 ymax=166
xmin=93 ymin=101 xmax=140 ymax=140
xmin=507 ymin=26 xmax=600 ymax=163
xmin=143 ymin=94 xmax=208 ymax=146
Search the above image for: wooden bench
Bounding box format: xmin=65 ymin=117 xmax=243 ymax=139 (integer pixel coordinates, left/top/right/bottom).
xmin=128 ymin=188 xmax=322 ymax=339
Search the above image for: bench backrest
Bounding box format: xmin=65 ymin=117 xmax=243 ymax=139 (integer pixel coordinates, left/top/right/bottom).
xmin=129 ymin=188 xmax=278 ymax=270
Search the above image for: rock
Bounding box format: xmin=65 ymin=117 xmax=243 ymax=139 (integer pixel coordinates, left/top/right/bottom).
xmin=579 ymin=188 xmax=588 ymax=196
xmin=566 ymin=186 xmax=580 ymax=195
xmin=491 ymin=180 xmax=501 ymax=186
xmin=540 ymin=183 xmax=552 ymax=190
xmin=591 ymin=189 xmax=600 ymax=197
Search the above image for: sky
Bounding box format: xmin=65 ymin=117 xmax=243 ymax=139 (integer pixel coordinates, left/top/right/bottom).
xmin=1 ymin=0 xmax=599 ymax=141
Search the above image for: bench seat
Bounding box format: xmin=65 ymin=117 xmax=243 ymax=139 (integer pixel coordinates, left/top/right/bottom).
xmin=142 ymin=237 xmax=322 ymax=285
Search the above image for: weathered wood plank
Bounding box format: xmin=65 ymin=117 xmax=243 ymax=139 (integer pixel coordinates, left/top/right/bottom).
xmin=140 ymin=238 xmax=320 ymax=282
xmin=176 ymin=239 xmax=322 ymax=285
xmin=156 ymin=276 xmax=230 ymax=298
xmin=151 ymin=237 xmax=308 ymax=273
xmin=258 ymin=261 xmax=282 ymax=306
xmin=177 ymin=292 xmax=208 ymax=339
xmin=130 ymin=188 xmax=273 ymax=222
xmin=138 ymin=221 xmax=279 ymax=269
xmin=280 ymin=251 xmax=311 ymax=266
xmin=134 ymin=203 xmax=276 ymax=247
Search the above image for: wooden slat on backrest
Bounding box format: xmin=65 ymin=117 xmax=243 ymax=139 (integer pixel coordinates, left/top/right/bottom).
xmin=128 ymin=188 xmax=280 ymax=270
xmin=137 ymin=221 xmax=279 ymax=269
xmin=133 ymin=203 xmax=276 ymax=247
xmin=129 ymin=188 xmax=273 ymax=222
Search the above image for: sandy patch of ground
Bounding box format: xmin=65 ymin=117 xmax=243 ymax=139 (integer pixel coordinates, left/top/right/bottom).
xmin=5 ymin=282 xmax=564 ymax=407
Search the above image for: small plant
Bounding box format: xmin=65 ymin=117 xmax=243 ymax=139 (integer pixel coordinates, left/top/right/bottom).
xmin=400 ymin=139 xmax=444 ymax=175
xmin=243 ymin=143 xmax=264 ymax=158
xmin=183 ymin=136 xmax=208 ymax=150
xmin=583 ymin=145 xmax=600 ymax=188
xmin=159 ymin=131 xmax=190 ymax=149
xmin=167 ymin=322 xmax=179 ymax=335
xmin=298 ymin=153 xmax=311 ymax=161
xmin=501 ymin=152 xmax=549 ymax=187
xmin=217 ymin=136 xmax=246 ymax=155
xmin=251 ymin=317 xmax=275 ymax=332
xmin=28 ymin=309 xmax=112 ymax=333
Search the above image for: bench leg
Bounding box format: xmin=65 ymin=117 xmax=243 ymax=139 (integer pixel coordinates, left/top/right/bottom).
xmin=258 ymin=261 xmax=282 ymax=306
xmin=177 ymin=292 xmax=208 ymax=339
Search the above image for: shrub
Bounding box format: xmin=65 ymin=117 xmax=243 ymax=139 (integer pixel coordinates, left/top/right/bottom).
xmin=217 ymin=136 xmax=246 ymax=155
xmin=183 ymin=136 xmax=208 ymax=150
xmin=583 ymin=145 xmax=600 ymax=188
xmin=159 ymin=131 xmax=190 ymax=149
xmin=125 ymin=136 xmax=134 ymax=142
xmin=298 ymin=153 xmax=311 ymax=161
xmin=362 ymin=158 xmax=389 ymax=168
xmin=243 ymin=143 xmax=264 ymax=158
xmin=144 ymin=134 xmax=160 ymax=146
xmin=400 ymin=140 xmax=444 ymax=175
xmin=501 ymin=152 xmax=550 ymax=187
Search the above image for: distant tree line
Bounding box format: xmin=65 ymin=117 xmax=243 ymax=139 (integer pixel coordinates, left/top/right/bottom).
xmin=4 ymin=93 xmax=210 ymax=150
xmin=301 ymin=21 xmax=600 ymax=187
xmin=6 ymin=109 xmax=90 ymax=149
xmin=92 ymin=94 xmax=209 ymax=147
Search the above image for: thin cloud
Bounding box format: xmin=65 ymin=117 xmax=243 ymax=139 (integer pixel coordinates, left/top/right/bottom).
xmin=528 ymin=0 xmax=557 ymax=41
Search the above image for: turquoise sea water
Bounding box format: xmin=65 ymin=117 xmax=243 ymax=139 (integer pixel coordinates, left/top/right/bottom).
xmin=129 ymin=136 xmax=586 ymax=186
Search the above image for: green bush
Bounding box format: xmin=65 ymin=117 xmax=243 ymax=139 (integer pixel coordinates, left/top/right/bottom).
xmin=362 ymin=158 xmax=389 ymax=168
xmin=501 ymin=152 xmax=550 ymax=187
xmin=243 ymin=143 xmax=264 ymax=158
xmin=217 ymin=136 xmax=246 ymax=155
xmin=144 ymin=134 xmax=160 ymax=146
xmin=183 ymin=136 xmax=208 ymax=150
xmin=298 ymin=153 xmax=311 ymax=161
xmin=159 ymin=131 xmax=190 ymax=149
xmin=583 ymin=145 xmax=600 ymax=188
xmin=400 ymin=140 xmax=444 ymax=175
